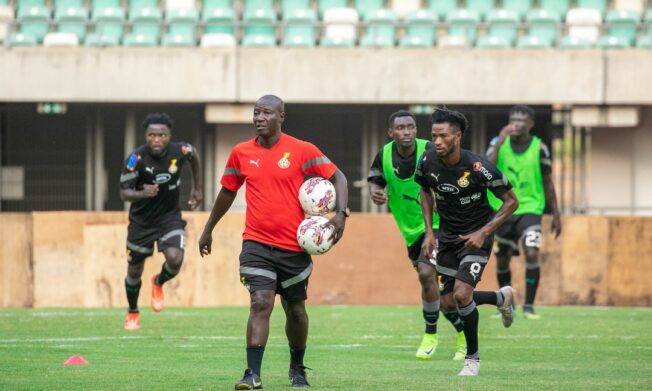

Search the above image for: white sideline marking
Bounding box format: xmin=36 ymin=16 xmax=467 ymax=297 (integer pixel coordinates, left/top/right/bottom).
xmin=0 ymin=335 xmax=239 ymax=344
xmin=360 ymin=335 xmax=394 ymax=339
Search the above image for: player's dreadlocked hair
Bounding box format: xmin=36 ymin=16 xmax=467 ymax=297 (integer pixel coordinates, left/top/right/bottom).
xmin=509 ymin=105 xmax=535 ymax=120
xmin=431 ymin=107 xmax=469 ymax=135
xmin=142 ymin=112 xmax=174 ymax=130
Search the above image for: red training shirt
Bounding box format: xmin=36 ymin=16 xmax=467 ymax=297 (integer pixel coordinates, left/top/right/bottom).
xmin=221 ymin=133 xmax=337 ymax=251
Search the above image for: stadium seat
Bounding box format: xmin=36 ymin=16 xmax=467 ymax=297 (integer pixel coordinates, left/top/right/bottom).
xmin=282 ymin=8 xmax=317 ymax=47
xmin=526 ymin=9 xmax=560 ymax=46
xmin=55 ymin=0 xmax=83 ymax=12
xmin=8 ymin=32 xmax=38 ymax=46
xmin=85 ymin=31 xmax=120 ymax=45
xmin=606 ymin=9 xmax=639 ymax=46
xmin=320 ymin=7 xmax=358 ymax=46
xmin=242 ymin=7 xmax=276 ymax=47
xmin=446 ymin=9 xmax=479 ymax=45
xmin=566 ymin=8 xmax=601 ymax=44
xmin=203 ymin=7 xmax=234 ymax=34
xmin=128 ymin=0 xmax=158 ymax=15
xmin=398 ymin=9 xmax=437 ymax=48
xmin=43 ymin=31 xmax=79 ymax=45
xmin=0 ymin=5 xmax=14 ymax=43
xmin=162 ymin=8 xmax=198 ymax=46
xmin=165 ymin=0 xmax=193 ymax=11
xmin=597 ymin=35 xmax=631 ymax=49
xmin=539 ymin=0 xmax=569 ymax=20
xmin=636 ymin=34 xmax=651 ymax=48
xmin=360 ymin=9 xmax=396 ymax=47
xmin=319 ymin=0 xmax=348 ymax=18
xmin=282 ymin=0 xmax=310 ymax=16
xmin=123 ymin=32 xmax=158 ymax=45
xmin=466 ymin=0 xmax=495 ymax=20
xmin=355 ymin=0 xmax=384 ymax=20
xmin=613 ymin=0 xmax=644 ymax=13
xmin=502 ymin=0 xmax=532 ymax=20
xmin=559 ymin=35 xmax=593 ymax=48
xmin=17 ymin=5 xmax=50 ymax=43
xmin=576 ymin=0 xmax=607 ymax=17
xmin=16 ymin=0 xmax=46 ymax=10
xmin=91 ymin=0 xmax=120 ymax=11
xmin=516 ymin=35 xmax=552 ymax=48
xmin=389 ymin=0 xmax=420 ymax=19
xmin=486 ymin=9 xmax=519 ymax=46
xmin=426 ymin=0 xmax=456 ymax=21
xmin=438 ymin=35 xmax=469 ymax=48
xmin=91 ymin=6 xmax=124 ymax=44
xmin=203 ymin=0 xmax=232 ymax=12
xmin=244 ymin=0 xmax=274 ymax=13
xmin=476 ymin=35 xmax=511 ymax=48
xmin=646 ymin=10 xmax=652 ymax=34
xmin=55 ymin=6 xmax=87 ymax=42
xmin=124 ymin=7 xmax=161 ymax=46
xmin=200 ymin=32 xmax=236 ymax=47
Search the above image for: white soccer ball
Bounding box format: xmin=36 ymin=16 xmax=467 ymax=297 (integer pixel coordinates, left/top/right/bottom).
xmin=296 ymin=216 xmax=335 ymax=255
xmin=298 ymin=177 xmax=336 ymax=216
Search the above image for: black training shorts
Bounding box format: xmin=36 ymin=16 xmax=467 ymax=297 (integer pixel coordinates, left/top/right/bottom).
xmin=494 ymin=214 xmax=542 ymax=257
xmin=407 ymin=233 xmax=438 ymax=270
xmin=126 ymin=215 xmax=187 ymax=264
xmin=239 ymin=240 xmax=313 ymax=301
xmin=436 ymin=235 xmax=493 ymax=294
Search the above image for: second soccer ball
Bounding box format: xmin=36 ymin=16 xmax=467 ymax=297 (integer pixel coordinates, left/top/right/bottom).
xmin=298 ymin=177 xmax=336 ymax=216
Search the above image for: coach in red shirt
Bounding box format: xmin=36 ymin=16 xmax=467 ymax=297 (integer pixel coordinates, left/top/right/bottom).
xmin=199 ymin=94 xmax=348 ymax=390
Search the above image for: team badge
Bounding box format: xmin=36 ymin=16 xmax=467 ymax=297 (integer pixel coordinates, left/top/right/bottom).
xmin=169 ymin=159 xmax=178 ymax=174
xmin=457 ymin=171 xmax=471 ymax=188
xmin=278 ymin=152 xmax=291 ymax=169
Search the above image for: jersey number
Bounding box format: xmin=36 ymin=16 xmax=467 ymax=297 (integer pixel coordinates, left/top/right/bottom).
xmin=469 ymin=262 xmax=482 ymax=281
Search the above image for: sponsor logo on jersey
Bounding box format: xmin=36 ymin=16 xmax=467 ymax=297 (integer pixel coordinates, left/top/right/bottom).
xmin=457 ymin=171 xmax=471 ymax=188
xmin=437 ymin=183 xmax=459 ymax=194
xmin=278 ymin=152 xmax=291 ymax=169
xmin=154 ymin=173 xmax=172 ymax=184
xmin=168 ymin=159 xmax=178 ymax=174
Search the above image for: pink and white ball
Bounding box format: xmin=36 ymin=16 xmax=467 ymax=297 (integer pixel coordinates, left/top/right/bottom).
xmin=298 ymin=177 xmax=336 ymax=216
xmin=296 ymin=216 xmax=335 ymax=255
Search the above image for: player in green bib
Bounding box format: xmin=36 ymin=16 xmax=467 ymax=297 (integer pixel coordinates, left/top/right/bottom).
xmin=367 ymin=110 xmax=466 ymax=361
xmin=486 ymin=105 xmax=562 ymax=319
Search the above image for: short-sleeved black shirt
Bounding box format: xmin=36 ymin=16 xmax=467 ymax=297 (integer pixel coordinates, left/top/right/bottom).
xmin=120 ymin=142 xmax=194 ymax=226
xmin=415 ymin=149 xmax=512 ymax=242
xmin=367 ymin=141 xmax=434 ymax=186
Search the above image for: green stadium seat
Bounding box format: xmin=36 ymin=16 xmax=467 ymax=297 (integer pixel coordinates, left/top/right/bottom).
xmin=163 ymin=8 xmax=198 ymax=46
xmin=17 ymin=6 xmax=50 ymax=43
xmin=282 ymin=0 xmax=310 ymax=16
xmin=85 ymin=31 xmax=120 ymax=45
xmin=55 ymin=6 xmax=87 ymax=42
xmin=559 ymin=35 xmax=593 ymax=48
xmin=202 ymin=7 xmax=234 ymax=34
xmin=526 ymin=9 xmax=560 ymax=46
xmin=125 ymin=7 xmax=161 ymax=45
xmin=242 ymin=7 xmax=276 ymax=47
xmin=91 ymin=7 xmax=124 ymax=43
xmin=355 ymin=0 xmax=383 ymax=21
xmin=577 ymin=0 xmax=607 ymax=17
xmin=425 ymin=0 xmax=456 ymax=21
xmin=123 ymin=32 xmax=158 ymax=45
xmin=539 ymin=0 xmax=569 ymax=20
xmin=646 ymin=10 xmax=652 ymax=34
xmin=398 ymin=9 xmax=437 ymax=48
xmin=516 ymin=35 xmax=552 ymax=48
xmin=597 ymin=35 xmax=631 ymax=49
xmin=486 ymin=9 xmax=518 ymax=45
xmin=606 ymin=10 xmax=639 ymax=46
xmin=55 ymin=0 xmax=83 ymax=11
xmin=466 ymin=0 xmax=495 ymax=20
xmin=91 ymin=0 xmax=120 ymax=11
xmin=319 ymin=0 xmax=347 ymax=18
xmin=636 ymin=35 xmax=651 ymax=48
xmin=476 ymin=35 xmax=510 ymax=48
xmin=359 ymin=8 xmax=396 ymax=47
xmin=16 ymin=0 xmax=46 ymax=10
xmin=128 ymin=0 xmax=157 ymax=15
xmin=282 ymin=8 xmax=316 ymax=47
xmin=446 ymin=9 xmax=479 ymax=45
xmin=501 ymin=0 xmax=532 ymax=20
xmin=319 ymin=35 xmax=355 ymax=46
xmin=9 ymin=31 xmax=38 ymax=45
xmin=244 ymin=0 xmax=274 ymax=15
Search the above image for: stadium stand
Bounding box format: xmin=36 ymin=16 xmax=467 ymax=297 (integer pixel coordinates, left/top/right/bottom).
xmin=43 ymin=30 xmax=79 ymax=45
xmin=85 ymin=6 xmax=124 ymax=46
xmin=527 ymin=9 xmax=561 ymax=46
xmin=486 ymin=9 xmax=519 ymax=46
xmin=124 ymin=6 xmax=162 ymax=47
xmin=162 ymin=8 xmax=199 ymax=47
xmin=320 ymin=7 xmax=358 ymax=47
xmin=242 ymin=7 xmax=276 ymax=47
xmin=16 ymin=5 xmax=50 ymax=43
xmin=426 ymin=0 xmax=456 ymax=21
xmin=539 ymin=0 xmax=570 ymax=20
xmin=566 ymin=7 xmax=602 ymax=44
xmin=282 ymin=8 xmax=316 ymax=47
xmin=0 ymin=4 xmax=14 ymax=43
xmin=359 ymin=8 xmax=396 ymax=48
xmin=355 ymin=0 xmax=384 ymax=21
xmin=502 ymin=0 xmax=532 ymax=20
xmin=318 ymin=0 xmax=347 ymax=18
xmin=605 ymin=9 xmax=640 ymax=46
xmin=398 ymin=9 xmax=437 ymax=48
xmin=55 ymin=6 xmax=87 ymax=42
xmin=466 ymin=0 xmax=495 ymax=21
xmin=446 ymin=8 xmax=479 ymax=45
xmin=516 ymin=35 xmax=553 ymax=48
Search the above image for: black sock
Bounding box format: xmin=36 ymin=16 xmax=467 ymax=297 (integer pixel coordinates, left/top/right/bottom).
xmin=125 ymin=278 xmax=141 ymax=312
xmin=442 ymin=309 xmax=464 ymax=333
xmin=422 ymin=299 xmax=440 ymax=334
xmin=247 ymin=346 xmax=265 ymax=376
xmin=497 ymin=267 xmax=511 ymax=288
xmin=458 ymin=301 xmax=479 ymax=357
xmin=289 ymin=346 xmax=306 ymax=368
xmin=155 ymin=262 xmax=180 ymax=285
xmin=525 ymin=264 xmax=540 ymax=307
xmin=473 ymin=290 xmax=503 ymax=306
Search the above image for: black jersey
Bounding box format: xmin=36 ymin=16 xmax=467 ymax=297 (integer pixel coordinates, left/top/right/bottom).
xmin=120 ymin=142 xmax=194 ymax=225
xmin=415 ymin=149 xmax=512 ymax=242
xmin=367 ymin=141 xmax=434 ymax=186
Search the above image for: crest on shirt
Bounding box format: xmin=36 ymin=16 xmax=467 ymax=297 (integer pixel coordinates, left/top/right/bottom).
xmin=169 ymin=159 xmax=178 ymax=174
xmin=457 ymin=171 xmax=471 ymax=188
xmin=278 ymin=152 xmax=291 ymax=169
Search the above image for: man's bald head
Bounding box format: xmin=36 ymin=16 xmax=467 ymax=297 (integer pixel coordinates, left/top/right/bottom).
xmin=256 ymin=95 xmax=285 ymax=112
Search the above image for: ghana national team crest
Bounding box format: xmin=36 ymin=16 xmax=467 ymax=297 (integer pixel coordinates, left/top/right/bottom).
xmin=457 ymin=171 xmax=471 ymax=188
xmin=168 ymin=159 xmax=178 ymax=174
xmin=278 ymin=152 xmax=291 ymax=169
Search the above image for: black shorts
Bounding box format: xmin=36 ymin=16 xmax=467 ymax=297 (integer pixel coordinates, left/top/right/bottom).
xmin=239 ymin=240 xmax=313 ymax=301
xmin=494 ymin=214 xmax=542 ymax=257
xmin=126 ymin=215 xmax=187 ymax=264
xmin=435 ymin=235 xmax=493 ymax=294
xmin=407 ymin=233 xmax=438 ymax=270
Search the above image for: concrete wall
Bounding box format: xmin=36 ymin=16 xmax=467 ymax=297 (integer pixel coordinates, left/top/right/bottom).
xmin=2 ymin=48 xmax=650 ymax=104
xmin=1 ymin=212 xmax=650 ymax=308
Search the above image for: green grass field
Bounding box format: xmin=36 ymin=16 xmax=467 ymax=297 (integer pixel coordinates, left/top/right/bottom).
xmin=1 ymin=306 xmax=651 ymax=390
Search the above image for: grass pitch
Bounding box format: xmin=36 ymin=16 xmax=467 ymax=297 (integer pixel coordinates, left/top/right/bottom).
xmin=1 ymin=306 xmax=651 ymax=390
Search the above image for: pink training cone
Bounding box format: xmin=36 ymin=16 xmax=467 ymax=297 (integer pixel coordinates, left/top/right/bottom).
xmin=64 ymin=355 xmax=89 ymax=365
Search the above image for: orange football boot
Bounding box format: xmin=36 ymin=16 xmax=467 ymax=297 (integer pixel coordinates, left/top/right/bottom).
xmin=151 ymin=276 xmax=164 ymax=312
xmin=124 ymin=312 xmax=141 ymax=331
